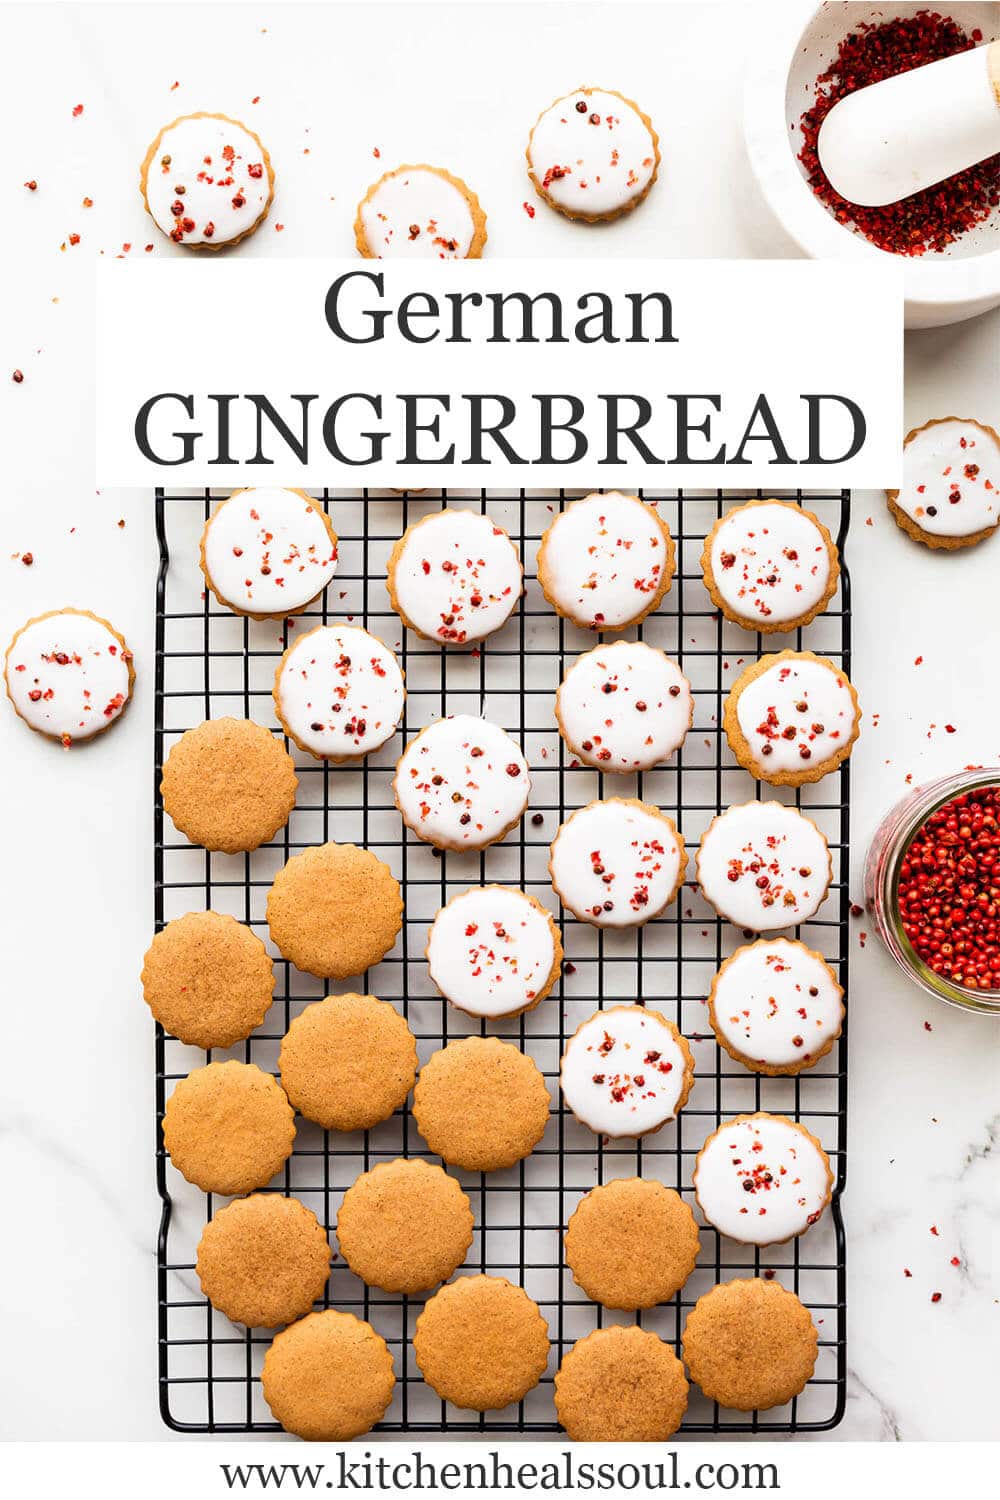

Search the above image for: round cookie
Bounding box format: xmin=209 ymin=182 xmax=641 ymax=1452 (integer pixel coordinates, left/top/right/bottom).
xmin=708 ymin=938 xmax=844 ymax=1076
xmin=336 ymin=1158 xmax=473 ymax=1294
xmin=262 ymin=1309 xmax=395 ymax=1440
xmin=386 ymin=509 xmax=522 ymax=645
xmin=266 ymin=843 xmax=403 ymax=979
xmin=724 ymin=650 xmax=861 ymax=787
xmin=140 ymin=112 xmax=274 ymax=248
xmin=549 ymin=797 xmax=686 ymax=928
xmin=161 ymin=718 xmax=298 ymax=854
xmin=555 ymin=640 xmax=692 ymax=772
xmin=413 ymin=1036 xmax=550 ymax=1171
xmin=696 ymin=801 xmax=832 ymax=932
xmin=426 ymin=885 xmax=562 ymax=1020
xmin=141 ymin=910 xmax=275 ymax=1049
xmin=682 ymin=1278 xmax=819 ymax=1411
xmin=701 ymin=500 xmax=839 ymax=632
xmin=355 ymin=163 xmax=488 ymax=259
xmin=887 ymin=416 xmax=1000 ymax=549
xmin=4 ymin=607 xmax=134 ymax=747
xmin=273 ymin=624 xmax=404 ymax=761
xmin=393 ymin=715 xmax=530 ymax=851
xmin=526 ymin=86 xmax=660 ymax=222
xmin=413 ymin=1275 xmax=550 ymax=1411
xmin=162 ymin=1060 xmax=296 ymax=1196
xmin=560 ymin=1005 xmax=694 ymax=1140
xmin=564 ymin=1178 xmax=700 ymax=1309
xmin=196 ymin=1194 xmax=331 ymax=1328
xmin=537 ymin=492 xmax=675 ymax=631
xmin=693 ymin=1113 xmax=833 ymax=1246
xmin=554 ymin=1325 xmax=689 ymax=1441
xmin=200 ymin=488 xmax=338 ymax=619
xmin=278 ymin=993 xmax=417 ymax=1131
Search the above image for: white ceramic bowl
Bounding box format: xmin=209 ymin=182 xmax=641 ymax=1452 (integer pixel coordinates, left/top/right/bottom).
xmin=744 ymin=1 xmax=1000 ymax=327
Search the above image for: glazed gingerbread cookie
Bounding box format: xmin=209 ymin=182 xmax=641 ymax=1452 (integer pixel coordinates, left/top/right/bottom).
xmin=161 ymin=718 xmax=298 ymax=854
xmin=200 ymin=488 xmax=338 ymax=619
xmin=273 ymin=624 xmax=405 ymax=761
xmin=279 ymin=993 xmax=417 ymax=1131
xmin=693 ymin=1112 xmax=833 ymax=1246
xmin=394 ymin=715 xmax=530 ymax=851
xmin=266 ymin=843 xmax=403 ymax=979
xmin=549 ymin=798 xmax=686 ymax=927
xmin=355 ymin=164 xmax=488 ymax=258
xmin=526 ymin=86 xmax=660 ymax=221
xmin=701 ymin=500 xmax=839 ymax=632
xmin=696 ymin=801 xmax=832 ymax=932
xmin=555 ymin=640 xmax=693 ymax=772
xmin=413 ymin=1036 xmax=550 ymax=1171
xmin=887 ymin=417 xmax=1000 ymax=549
xmin=336 ymin=1158 xmax=473 ymax=1294
xmin=141 ymin=112 xmax=274 ymax=248
xmin=682 ymin=1278 xmax=819 ymax=1411
xmin=162 ymin=1060 xmax=295 ymax=1196
xmin=724 ymin=650 xmax=861 ymax=786
xmin=141 ymin=910 xmax=275 ymax=1049
xmin=564 ymin=1178 xmax=700 ymax=1309
xmin=196 ymin=1194 xmax=331 ymax=1328
xmin=386 ymin=509 xmax=522 ymax=644
xmin=708 ymin=938 xmax=844 ymax=1076
xmin=555 ymin=1326 xmax=689 ymax=1441
xmin=413 ymin=1276 xmax=550 ymax=1411
xmin=426 ymin=885 xmax=562 ymax=1020
xmin=4 ymin=607 xmax=134 ymax=747
xmin=537 ymin=492 xmax=675 ymax=631
xmin=560 ymin=1005 xmax=694 ymax=1140
xmin=262 ymin=1310 xmax=395 ymax=1440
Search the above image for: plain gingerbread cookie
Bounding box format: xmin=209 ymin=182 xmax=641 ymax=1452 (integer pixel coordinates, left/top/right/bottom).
xmin=161 ymin=718 xmax=297 ymax=854
xmin=413 ymin=1036 xmax=550 ymax=1171
xmin=162 ymin=1060 xmax=295 ymax=1196
xmin=555 ymin=1325 xmax=689 ymax=1441
xmin=413 ymin=1276 xmax=550 ymax=1411
xmin=196 ymin=1194 xmax=331 ymax=1328
xmin=141 ymin=910 xmax=275 ymax=1049
xmin=261 ymin=1310 xmax=395 ymax=1440
xmin=336 ymin=1158 xmax=473 ymax=1294
xmin=278 ymin=993 xmax=416 ymax=1131
xmin=266 ymin=843 xmax=403 ymax=979
xmin=682 ymin=1278 xmax=819 ymax=1411
xmin=564 ymin=1178 xmax=700 ymax=1309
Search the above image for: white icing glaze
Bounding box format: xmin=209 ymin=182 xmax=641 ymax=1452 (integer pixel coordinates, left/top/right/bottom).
xmin=709 ymin=503 xmax=832 ymax=626
xmin=144 ymin=116 xmax=270 ymax=246
xmin=734 ymin=656 xmax=857 ymax=774
xmin=711 ymin=940 xmax=843 ymax=1068
xmin=895 ymin=419 xmax=1000 ymax=537
xmin=550 ymin=800 xmax=683 ymax=927
xmin=540 ymin=492 xmax=670 ymax=628
xmin=697 ymin=802 xmax=830 ymax=932
xmin=693 ymin=1114 xmax=831 ymax=1244
xmin=427 ymin=887 xmax=556 ymax=1018
xmin=391 ymin=510 xmax=521 ymax=644
xmin=360 ymin=167 xmax=476 ymax=258
xmin=561 ymin=1006 xmax=688 ymax=1137
xmin=394 ymin=715 xmax=530 ymax=848
xmin=528 ymin=89 xmax=657 ymax=217
xmin=274 ymin=625 xmax=403 ymax=759
xmin=204 ymin=489 xmax=338 ymax=615
xmin=5 ymin=611 xmax=131 ymax=742
xmin=557 ymin=640 xmax=691 ymax=771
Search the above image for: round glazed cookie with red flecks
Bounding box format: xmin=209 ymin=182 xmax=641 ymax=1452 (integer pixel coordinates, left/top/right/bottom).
xmin=724 ymin=650 xmax=861 ymax=787
xmin=4 ymin=607 xmax=134 ymax=747
xmin=707 ymin=939 xmax=844 ymax=1076
xmin=526 ymin=86 xmax=660 ymax=222
xmin=386 ymin=509 xmax=522 ymax=645
xmin=140 ymin=112 xmax=274 ymax=248
xmin=549 ymin=798 xmax=686 ymax=928
xmin=701 ymin=499 xmax=839 ymax=632
xmin=692 ymin=1112 xmax=833 ymax=1246
xmin=696 ymin=801 xmax=832 ymax=933
xmin=887 ymin=416 xmax=1000 ymax=549
xmin=537 ymin=492 xmax=675 ymax=631
xmin=426 ymin=885 xmax=563 ymax=1019
xmin=560 ymin=1005 xmax=694 ymax=1140
xmin=273 ymin=624 xmax=404 ymax=762
xmin=555 ymin=639 xmax=692 ymax=772
xmin=393 ymin=714 xmax=530 ymax=851
xmin=200 ymin=488 xmax=339 ymax=620
xmin=355 ymin=163 xmax=488 ymax=259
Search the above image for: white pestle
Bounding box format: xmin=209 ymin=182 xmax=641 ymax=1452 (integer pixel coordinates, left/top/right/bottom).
xmin=817 ymin=39 xmax=1000 ymax=207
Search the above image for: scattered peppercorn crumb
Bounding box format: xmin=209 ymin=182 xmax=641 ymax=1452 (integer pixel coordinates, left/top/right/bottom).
xmin=24 ymin=179 xmax=37 ymax=191
xmin=903 ymin=1267 xmax=912 ymax=1277
xmin=72 ymin=103 xmax=84 ymax=117
xmin=931 ymin=1291 xmax=942 ymax=1303
xmin=522 ymin=201 xmax=536 ymax=218
xmin=117 ymin=518 xmax=125 ymax=529
xmin=21 ymin=552 xmax=33 ymax=566
xmin=850 ymin=902 xmax=863 ymax=917
xmin=82 ymin=196 xmax=93 ymax=208
xmin=924 ymin=1020 xmax=933 ymax=1031
xmin=930 ymin=1225 xmax=938 ymax=1235
xmin=914 ymin=655 xmax=923 ymax=666
xmin=12 ymin=369 xmax=24 ymax=383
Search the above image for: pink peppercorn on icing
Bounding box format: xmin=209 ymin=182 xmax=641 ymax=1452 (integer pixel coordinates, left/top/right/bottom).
xmin=537 ymin=492 xmax=675 ymax=631
xmin=549 ymin=799 xmax=685 ymax=928
xmin=696 ymin=802 xmax=832 ymax=932
xmin=4 ymin=608 xmax=134 ymax=746
xmin=387 ymin=510 xmax=522 ymax=645
xmin=393 ymin=715 xmax=530 ymax=850
xmin=560 ymin=1006 xmax=694 ymax=1139
xmin=273 ymin=624 xmax=404 ymax=761
xmin=555 ymin=640 xmax=692 ymax=772
xmin=708 ymin=939 xmax=844 ymax=1074
xmin=527 ymin=88 xmax=659 ymax=220
xmin=427 ymin=886 xmax=560 ymax=1019
xmin=693 ymin=1113 xmax=832 ymax=1245
xmin=141 ymin=113 xmax=273 ymax=247
xmin=201 ymin=489 xmax=339 ymax=618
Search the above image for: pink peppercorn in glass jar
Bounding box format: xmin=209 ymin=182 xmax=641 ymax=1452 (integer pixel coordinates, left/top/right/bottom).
xmin=864 ymin=769 xmax=1000 ymax=1017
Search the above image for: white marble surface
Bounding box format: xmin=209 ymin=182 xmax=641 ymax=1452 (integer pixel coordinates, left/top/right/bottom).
xmin=1 ymin=0 xmax=998 ymax=1443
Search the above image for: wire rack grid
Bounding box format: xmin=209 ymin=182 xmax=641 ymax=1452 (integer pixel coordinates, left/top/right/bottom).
xmin=154 ymin=486 xmax=850 ymax=1436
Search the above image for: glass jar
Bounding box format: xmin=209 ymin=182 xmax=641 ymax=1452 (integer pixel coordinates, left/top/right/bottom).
xmin=864 ymin=768 xmax=1000 ymax=1018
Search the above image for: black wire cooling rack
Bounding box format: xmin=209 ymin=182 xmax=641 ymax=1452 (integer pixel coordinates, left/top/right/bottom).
xmin=154 ymin=488 xmax=850 ymax=1436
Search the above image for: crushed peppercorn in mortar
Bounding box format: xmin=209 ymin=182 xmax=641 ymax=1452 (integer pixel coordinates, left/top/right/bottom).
xmin=798 ymin=11 xmax=1000 ymax=255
